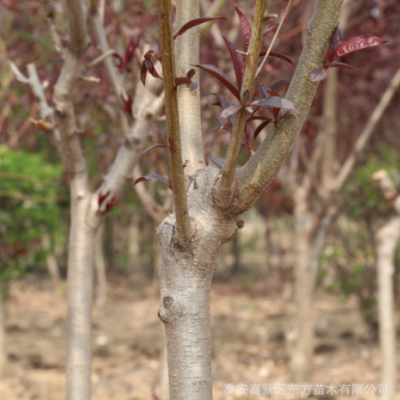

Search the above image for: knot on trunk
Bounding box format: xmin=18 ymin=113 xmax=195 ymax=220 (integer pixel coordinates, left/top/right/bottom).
xmin=158 ymin=295 xmax=186 ymax=324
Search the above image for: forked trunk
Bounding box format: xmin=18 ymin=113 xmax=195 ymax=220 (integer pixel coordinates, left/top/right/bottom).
xmin=376 ymin=216 xmax=400 ymax=400
xmin=157 ymin=163 xmax=238 ymax=400
xmin=66 ymin=181 xmax=97 ymax=400
xmin=290 ymin=188 xmax=315 ymax=382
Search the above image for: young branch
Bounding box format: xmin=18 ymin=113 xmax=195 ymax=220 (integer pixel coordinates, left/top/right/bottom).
xmin=238 ymin=0 xmax=344 ymax=212
xmin=373 ymin=170 xmax=400 ymax=214
xmin=174 ymin=0 xmax=205 ymax=175
xmin=216 ymin=0 xmax=267 ymax=203
xmin=9 ymin=62 xmax=64 ymax=163
xmin=334 ymin=68 xmax=400 ymax=190
xmin=158 ymin=0 xmax=192 ymax=241
xmin=90 ymin=5 xmax=129 ymax=135
xmin=255 ymin=0 xmax=292 ymax=78
xmin=88 ymin=82 xmax=165 ymax=225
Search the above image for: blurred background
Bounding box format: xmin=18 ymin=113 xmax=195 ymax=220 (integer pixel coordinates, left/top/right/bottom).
xmin=0 ymin=0 xmax=400 ymax=399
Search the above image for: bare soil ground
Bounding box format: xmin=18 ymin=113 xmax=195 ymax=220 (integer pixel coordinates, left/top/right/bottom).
xmin=0 ymin=275 xmax=398 ymax=400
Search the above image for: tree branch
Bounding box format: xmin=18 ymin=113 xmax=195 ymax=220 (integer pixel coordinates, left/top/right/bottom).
xmin=9 ymin=62 xmax=64 ymax=162
xmin=334 ymin=68 xmax=400 ymax=191
xmin=87 ymin=82 xmax=165 ymax=225
xmin=158 ymin=0 xmax=192 ymax=241
xmin=237 ymin=0 xmax=344 ymax=212
xmin=373 ymin=170 xmax=400 ymax=215
xmin=216 ymin=0 xmax=268 ymax=203
xmin=90 ymin=6 xmax=129 ymax=135
xmin=174 ymin=0 xmax=205 ymax=175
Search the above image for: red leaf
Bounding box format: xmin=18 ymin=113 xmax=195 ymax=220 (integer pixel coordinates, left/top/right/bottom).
xmin=173 ymin=16 xmax=227 ymax=39
xmin=140 ymin=61 xmax=148 ymax=85
xmin=269 ymin=80 xmax=291 ymax=93
xmin=259 ymin=50 xmax=296 ymax=67
xmin=269 ymin=51 xmax=296 ymax=67
xmin=121 ymin=94 xmax=134 ymax=119
xmin=211 ymin=93 xmax=233 ymax=109
xmin=222 ymin=36 xmax=244 ymax=90
xmin=309 ymin=67 xmax=328 ymax=82
xmin=235 ymin=7 xmax=252 ymax=52
xmin=140 ymin=143 xmax=168 ymax=157
xmin=102 ymin=196 xmax=118 ymax=215
xmin=145 ymin=59 xmax=162 ymax=80
xmin=175 ymin=77 xmax=192 ymax=86
xmin=329 ymin=35 xmax=388 ymax=65
xmin=263 ymin=23 xmax=278 ymax=37
xmin=194 ymin=64 xmax=240 ymax=100
xmin=253 ymin=120 xmax=272 ymax=140
xmin=250 ymin=96 xmax=300 ymax=112
xmin=328 ymin=61 xmax=358 ymax=71
xmin=187 ymin=69 xmax=196 ymax=79
xmin=324 ymin=25 xmax=343 ymax=67
xmin=245 ymin=124 xmax=254 ymax=154
xmin=221 ymin=105 xmax=241 ymax=118
xmin=133 ymin=174 xmax=171 ymax=189
xmin=112 ymin=53 xmax=123 ymax=68
xmin=98 ymin=191 xmax=110 ymax=207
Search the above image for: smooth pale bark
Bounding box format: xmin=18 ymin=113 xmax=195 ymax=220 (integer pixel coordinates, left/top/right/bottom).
xmin=157 ymin=162 xmax=238 ymax=400
xmin=42 ymin=233 xmax=61 ymax=290
xmin=290 ymin=188 xmax=315 ymax=382
xmin=0 ymin=294 xmax=6 ymax=377
xmin=376 ymin=217 xmax=400 ymax=400
xmin=95 ymin=225 xmax=107 ymax=310
xmin=65 ymin=184 xmax=96 ymax=400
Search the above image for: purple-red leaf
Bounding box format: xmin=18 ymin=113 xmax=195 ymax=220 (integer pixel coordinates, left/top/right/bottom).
xmin=211 ymin=93 xmax=233 ymax=109
xmin=98 ymin=191 xmax=110 ymax=207
xmin=221 ymin=105 xmax=241 ymax=118
xmin=329 ymin=61 xmax=358 ymax=71
xmin=325 ymin=25 xmax=343 ymax=66
xmin=173 ymin=16 xmax=227 ymax=39
xmin=175 ymin=77 xmax=192 ymax=86
xmin=140 ymin=143 xmax=168 ymax=157
xmin=250 ymin=96 xmax=300 ymax=112
xmin=133 ymin=174 xmax=171 ymax=189
xmin=269 ymin=51 xmax=296 ymax=67
xmin=309 ymin=67 xmax=328 ymax=82
xmin=329 ymin=35 xmax=388 ymax=64
xmin=187 ymin=68 xmax=196 ymax=79
xmin=263 ymin=23 xmax=278 ymax=37
xmin=146 ymin=59 xmax=162 ymax=80
xmin=140 ymin=62 xmax=148 ymax=85
xmin=195 ymin=64 xmax=240 ymax=100
xmin=222 ymin=36 xmax=244 ymax=90
xmin=259 ymin=50 xmax=296 ymax=67
xmin=253 ymin=120 xmax=272 ymax=140
xmin=269 ymin=80 xmax=291 ymax=94
xmin=235 ymin=7 xmax=252 ymax=52
xmin=121 ymin=94 xmax=134 ymax=119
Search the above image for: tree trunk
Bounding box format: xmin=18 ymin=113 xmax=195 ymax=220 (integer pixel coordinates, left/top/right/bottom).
xmin=95 ymin=225 xmax=107 ymax=310
xmin=42 ymin=232 xmax=61 ymax=291
xmin=157 ymin=164 xmax=238 ymax=400
xmin=376 ymin=216 xmax=400 ymax=400
xmin=66 ymin=185 xmax=97 ymax=400
xmin=0 ymin=294 xmax=6 ymax=377
xmin=290 ymin=188 xmax=315 ymax=382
